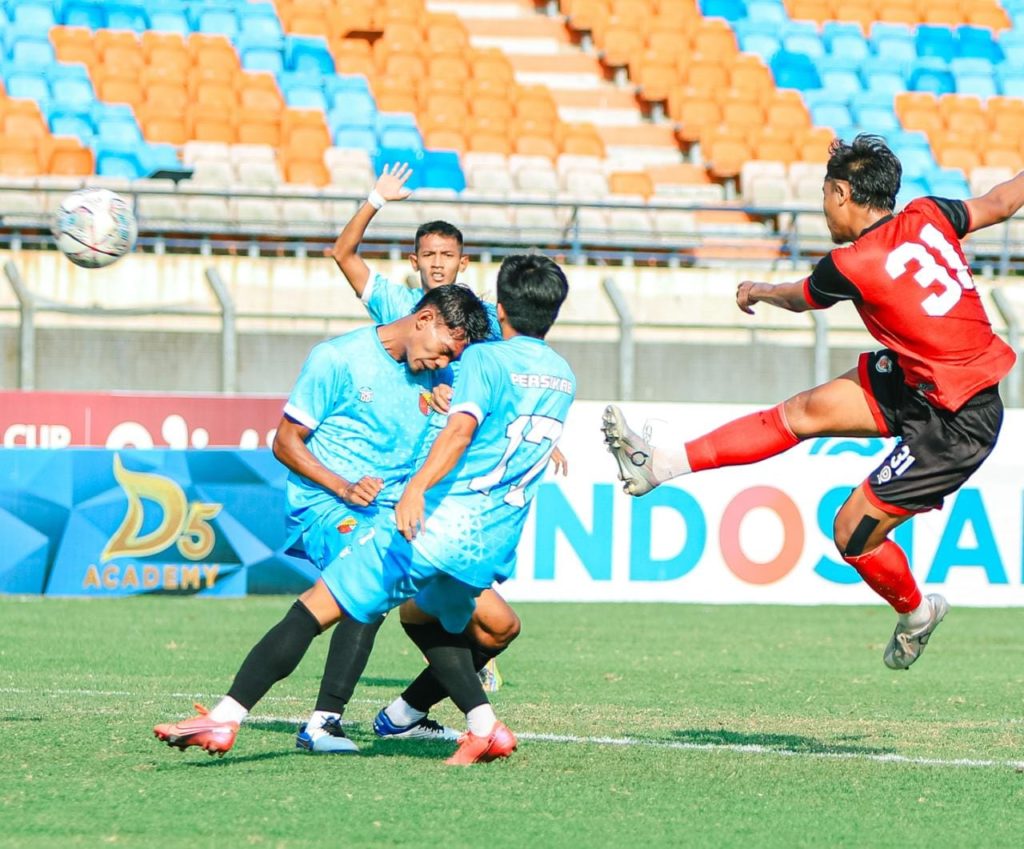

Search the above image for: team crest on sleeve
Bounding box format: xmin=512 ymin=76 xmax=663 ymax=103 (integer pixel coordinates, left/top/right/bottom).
xmin=358 ymin=386 xmax=374 ymax=403
xmin=875 ymin=355 xmax=893 ymax=374
xmin=337 ymin=517 xmax=357 ymax=534
xmin=418 ymin=391 xmax=433 ymax=415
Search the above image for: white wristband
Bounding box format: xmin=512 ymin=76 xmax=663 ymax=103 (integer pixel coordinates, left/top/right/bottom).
xmin=367 ymin=189 xmax=386 ymax=210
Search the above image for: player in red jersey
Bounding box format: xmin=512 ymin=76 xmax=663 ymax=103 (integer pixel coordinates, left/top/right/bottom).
xmin=603 ymin=134 xmax=1020 ymax=669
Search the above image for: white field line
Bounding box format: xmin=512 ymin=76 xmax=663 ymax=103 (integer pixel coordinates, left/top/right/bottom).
xmin=4 ymin=687 xmax=1023 ymax=772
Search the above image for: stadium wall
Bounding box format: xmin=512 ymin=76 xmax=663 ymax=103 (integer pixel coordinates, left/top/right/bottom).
xmin=3 ymin=250 xmax=1021 ymax=403
xmin=2 ymin=396 xmax=1022 ymax=607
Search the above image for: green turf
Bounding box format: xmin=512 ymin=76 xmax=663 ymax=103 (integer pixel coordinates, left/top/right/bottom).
xmin=2 ymin=597 xmax=1024 ymax=849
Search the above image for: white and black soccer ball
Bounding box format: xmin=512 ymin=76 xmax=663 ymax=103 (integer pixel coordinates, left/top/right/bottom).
xmin=54 ymin=188 xmax=138 ymax=269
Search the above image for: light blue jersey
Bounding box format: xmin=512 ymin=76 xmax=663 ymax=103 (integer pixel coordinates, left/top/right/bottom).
xmin=282 ymin=326 xmax=434 ymax=558
xmin=412 ymin=336 xmax=576 ymax=588
xmin=362 ymin=268 xmax=501 ymax=339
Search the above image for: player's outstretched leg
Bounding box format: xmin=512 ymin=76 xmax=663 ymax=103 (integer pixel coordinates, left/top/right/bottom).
xmin=884 ymin=593 xmax=949 ymax=670
xmin=153 ymin=703 xmax=239 ymax=756
xmin=601 ymin=405 xmax=663 ymax=496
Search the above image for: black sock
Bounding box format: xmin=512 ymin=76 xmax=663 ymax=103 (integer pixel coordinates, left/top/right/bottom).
xmin=314 ymin=616 xmax=384 ymax=715
xmin=401 ymin=621 xmax=488 ymax=715
xmin=226 ymin=600 xmax=321 ymax=710
xmin=401 ymin=643 xmax=504 ymax=713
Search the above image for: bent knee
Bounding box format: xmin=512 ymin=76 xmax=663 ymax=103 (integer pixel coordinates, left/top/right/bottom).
xmin=468 ymin=610 xmax=521 ymax=652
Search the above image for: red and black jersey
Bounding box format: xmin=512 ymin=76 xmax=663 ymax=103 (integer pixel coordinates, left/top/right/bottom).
xmin=802 ymin=196 xmax=1016 ymax=411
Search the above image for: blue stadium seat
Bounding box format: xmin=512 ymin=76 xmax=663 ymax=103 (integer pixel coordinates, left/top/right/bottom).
xmin=4 ymin=68 xmax=50 ymax=104
xmin=139 ymin=142 xmax=181 ymax=175
xmin=241 ymin=47 xmax=284 ymax=75
xmin=897 ymin=178 xmax=929 ymax=207
xmin=951 ymin=57 xmax=997 ymax=98
xmin=147 ymin=0 xmax=189 ymax=34
xmin=7 ymin=37 xmax=56 ymax=69
xmin=870 ymin=27 xmax=917 ymax=65
xmin=283 ymin=79 xmax=328 ymax=111
xmin=926 ymin=168 xmax=970 ymax=198
xmin=377 ymin=114 xmax=424 ymax=151
xmin=745 ymin=0 xmax=787 ymax=25
xmin=48 ymin=107 xmax=96 ymax=144
xmin=956 ymin=25 xmax=1003 ymax=62
xmin=996 ymin=66 xmax=1024 ymax=97
xmin=106 ymin=1 xmax=150 ymax=31
xmin=328 ymin=94 xmax=377 ymax=131
xmin=887 ymin=129 xmax=932 ymax=152
xmin=374 ymin=147 xmax=426 ymax=186
xmin=817 ymin=55 xmax=864 ymax=96
xmin=48 ymin=64 xmax=95 ymax=111
xmin=59 ymin=0 xmax=106 ymax=29
xmin=96 ymin=114 xmax=144 ymax=146
xmin=734 ymin=20 xmax=781 ymax=60
xmin=93 ymin=141 xmax=147 ymax=180
xmin=826 ymin=31 xmax=870 ymax=63
xmin=421 ymin=150 xmax=466 ymax=191
xmin=239 ymin=1 xmax=284 ymax=38
xmin=893 ymin=146 xmax=937 ymax=181
xmin=334 ymin=126 xmax=378 ymax=154
xmin=193 ymin=6 xmax=240 ymax=38
xmin=325 ymin=74 xmax=373 ymax=99
xmin=770 ymin=51 xmax=821 ymax=90
xmin=698 ymin=0 xmax=747 ymax=22
xmin=285 ymin=37 xmax=335 ymax=76
xmin=907 ymin=58 xmax=955 ymax=96
xmin=861 ymin=67 xmax=907 ymax=97
xmin=915 ymin=25 xmax=956 ymax=61
xmin=851 ymin=100 xmax=900 ymax=135
xmin=998 ymin=30 xmax=1024 ymax=65
xmin=809 ymin=102 xmax=853 ymax=131
xmin=783 ymin=31 xmax=825 ymax=60
xmin=10 ymin=0 xmax=57 ymax=30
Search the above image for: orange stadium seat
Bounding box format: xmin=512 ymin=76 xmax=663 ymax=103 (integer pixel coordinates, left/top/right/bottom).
xmin=52 ymin=28 xmax=98 ymax=66
xmin=426 ymin=14 xmax=470 ymax=55
xmin=0 ymin=147 xmax=41 ymax=177
xmin=632 ymin=54 xmax=677 ymax=103
xmin=327 ymin=1 xmax=376 ymax=37
xmin=373 ymin=23 xmax=422 ymax=60
xmin=424 ymin=128 xmax=466 ymax=153
xmin=798 ymin=127 xmax=837 ymax=162
xmin=514 ymin=135 xmax=559 ymax=159
xmin=375 ymin=0 xmax=425 ymax=28
xmin=97 ymin=75 xmax=144 ymax=108
xmin=685 ymin=59 xmax=730 ymax=96
xmin=788 ymin=0 xmax=831 ymax=23
xmin=188 ymin=104 xmax=235 ymax=143
xmin=427 ymin=54 xmax=471 ymax=83
xmin=48 ymin=140 xmax=94 ymax=176
xmin=692 ymin=19 xmax=738 ymax=56
xmin=609 ymin=171 xmax=654 ymax=198
xmin=142 ymin=81 xmax=190 ymax=114
xmin=600 ymin=24 xmax=645 ymax=69
xmin=670 ymin=91 xmax=721 ymax=143
xmin=721 ymin=100 xmax=764 ymax=131
xmin=284 ymin=156 xmax=329 ymax=186
xmin=141 ymin=112 xmax=190 ymax=146
xmin=563 ymin=0 xmax=608 ymax=33
xmin=466 ymin=130 xmax=512 ymax=155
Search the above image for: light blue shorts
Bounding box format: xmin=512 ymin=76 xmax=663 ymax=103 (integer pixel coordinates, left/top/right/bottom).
xmin=320 ymin=513 xmax=482 ymax=634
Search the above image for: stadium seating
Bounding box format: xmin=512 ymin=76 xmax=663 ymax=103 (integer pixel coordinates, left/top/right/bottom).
xmin=1 ymin=0 xmax=1024 ymax=257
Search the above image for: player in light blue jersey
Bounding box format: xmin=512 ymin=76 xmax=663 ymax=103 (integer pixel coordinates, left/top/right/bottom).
xmin=311 ymin=253 xmax=574 ymax=764
xmin=152 ymin=285 xmax=491 ymax=757
xmin=331 ymin=163 xmax=567 ymax=732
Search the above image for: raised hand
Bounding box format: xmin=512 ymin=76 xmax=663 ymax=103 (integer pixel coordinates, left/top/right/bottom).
xmin=374 ymin=163 xmax=414 ymax=203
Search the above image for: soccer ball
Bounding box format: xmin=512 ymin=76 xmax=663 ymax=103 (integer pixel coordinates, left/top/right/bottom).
xmin=54 ymin=188 xmax=138 ymax=269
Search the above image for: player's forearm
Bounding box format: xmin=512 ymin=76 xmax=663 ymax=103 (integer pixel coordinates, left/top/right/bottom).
xmin=747 ymin=281 xmax=811 ymax=313
xmin=331 ymin=203 xmax=377 ymax=295
xmin=405 ymin=420 xmax=474 ymax=495
xmin=969 ymin=171 xmax=1024 ymax=229
xmin=273 ymin=434 xmax=349 ymax=497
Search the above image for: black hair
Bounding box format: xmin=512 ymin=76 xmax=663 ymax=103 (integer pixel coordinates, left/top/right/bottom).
xmin=414 ymin=220 xmax=464 ymax=252
xmin=495 ymin=254 xmax=569 ymax=339
xmin=825 ymin=133 xmax=902 ymax=212
xmin=413 ymin=284 xmax=490 ymax=343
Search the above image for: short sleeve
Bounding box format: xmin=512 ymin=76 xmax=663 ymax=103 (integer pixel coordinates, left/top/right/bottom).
xmin=284 ymin=342 xmax=348 ymax=430
xmin=362 ymin=269 xmax=420 ymax=323
xmin=806 ymin=252 xmax=861 ymax=308
xmin=925 ymin=196 xmax=970 ymax=239
xmin=448 ymin=345 xmax=496 ymax=424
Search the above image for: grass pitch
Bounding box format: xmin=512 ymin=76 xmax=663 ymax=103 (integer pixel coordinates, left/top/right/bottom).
xmin=2 ymin=597 xmax=1023 ymax=849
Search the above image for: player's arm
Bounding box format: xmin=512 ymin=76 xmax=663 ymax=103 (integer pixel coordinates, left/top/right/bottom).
xmin=272 ymin=415 xmax=382 ymax=507
xmin=394 ymin=412 xmax=478 ymax=539
xmin=331 ymin=163 xmax=414 ymax=297
xmin=736 ymin=279 xmax=813 ymax=314
xmin=963 ymin=170 xmax=1024 ymax=233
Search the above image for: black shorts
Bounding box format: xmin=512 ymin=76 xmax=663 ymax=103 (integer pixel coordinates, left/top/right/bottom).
xmin=859 ymin=349 xmax=1004 ymax=515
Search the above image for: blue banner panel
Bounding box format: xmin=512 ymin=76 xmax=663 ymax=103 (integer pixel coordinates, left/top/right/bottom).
xmin=0 ymin=449 xmax=317 ymax=597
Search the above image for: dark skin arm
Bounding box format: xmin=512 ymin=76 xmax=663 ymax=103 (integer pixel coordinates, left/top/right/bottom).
xmin=272 ymin=415 xmax=383 ymax=507
xmin=964 ymin=170 xmax=1024 ymax=232
xmin=394 ymin=412 xmax=477 ymax=540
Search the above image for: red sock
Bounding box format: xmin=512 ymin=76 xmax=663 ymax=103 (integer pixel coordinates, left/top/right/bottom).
xmin=685 ymin=404 xmax=799 ymax=472
xmin=843 ymin=540 xmax=922 ymax=613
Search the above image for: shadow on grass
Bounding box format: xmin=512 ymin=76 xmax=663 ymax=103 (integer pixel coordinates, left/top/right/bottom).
xmin=671 ymin=728 xmax=894 ymax=756
xmin=357 ymin=676 xmax=414 ymax=689
xmin=239 ymin=719 xmax=456 ymax=762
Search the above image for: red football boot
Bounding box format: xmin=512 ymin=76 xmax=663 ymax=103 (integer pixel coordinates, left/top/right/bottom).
xmin=445 ymin=721 xmax=518 ymax=766
xmin=153 ymin=703 xmax=239 ymax=756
